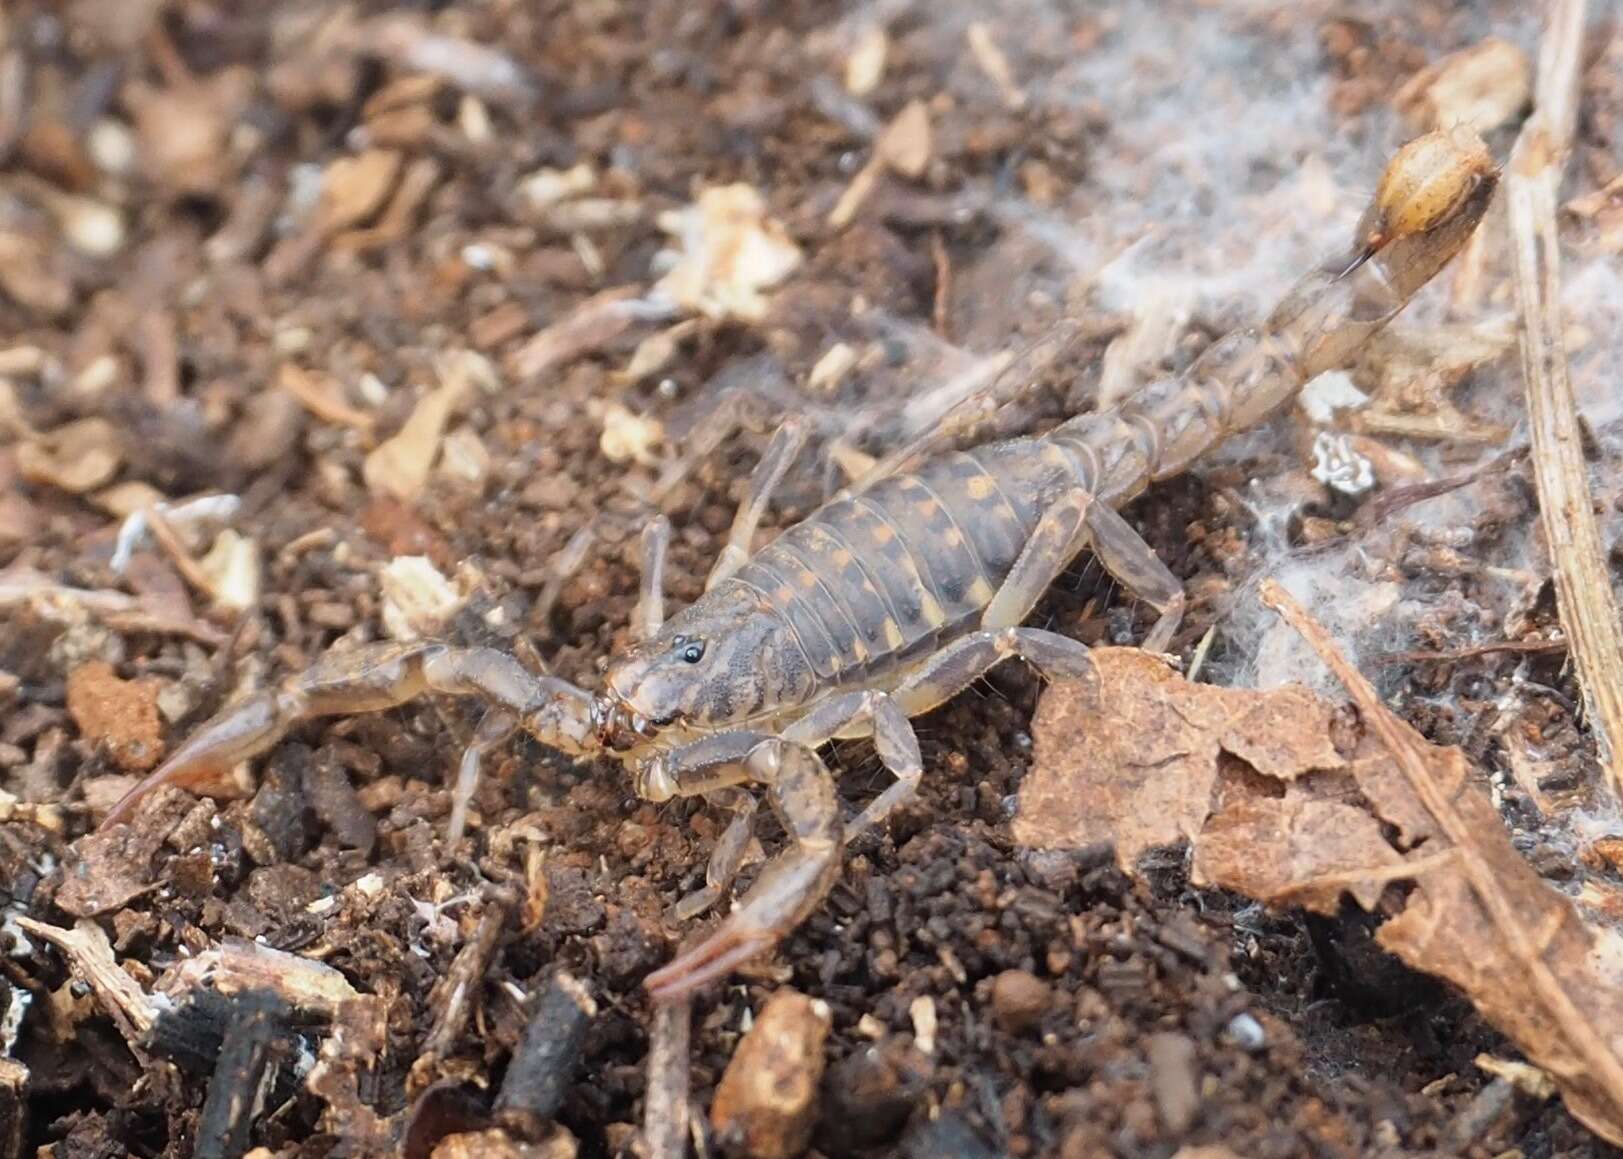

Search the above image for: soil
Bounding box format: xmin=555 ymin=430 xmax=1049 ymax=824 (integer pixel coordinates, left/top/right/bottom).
xmin=2 ymin=1 xmax=1620 ymax=1157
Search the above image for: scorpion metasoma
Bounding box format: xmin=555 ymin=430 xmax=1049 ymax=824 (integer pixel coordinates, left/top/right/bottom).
xmin=100 ymin=128 xmax=1498 ymax=1001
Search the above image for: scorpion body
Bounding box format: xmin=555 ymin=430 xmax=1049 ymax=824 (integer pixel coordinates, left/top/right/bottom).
xmin=100 ymin=129 xmax=1498 ymax=1001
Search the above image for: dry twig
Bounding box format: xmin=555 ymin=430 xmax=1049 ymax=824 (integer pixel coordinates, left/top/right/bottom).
xmin=642 ymin=999 xmax=692 ymax=1159
xmin=1504 ymin=0 xmax=1623 ymax=797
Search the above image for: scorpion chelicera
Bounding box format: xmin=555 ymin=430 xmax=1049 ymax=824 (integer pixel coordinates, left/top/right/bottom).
xmin=100 ymin=128 xmax=1498 ymax=1001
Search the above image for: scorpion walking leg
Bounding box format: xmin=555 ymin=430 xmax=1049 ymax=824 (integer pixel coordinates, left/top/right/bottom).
xmin=669 ymin=689 xmax=921 ymax=919
xmin=1083 ymin=502 xmax=1186 ymax=654
xmin=707 ymin=417 xmax=808 ymax=590
xmin=836 ymin=489 xmax=1101 ymax=838
xmin=672 ymin=787 xmax=759 ymax=920
xmin=448 ymin=708 xmax=519 ymax=845
xmin=101 ymin=642 xmax=596 ymax=831
xmin=634 ymin=515 xmax=672 ymax=641
xmin=781 ymin=689 xmax=923 ymax=843
xmin=641 ymin=732 xmax=842 ymax=1001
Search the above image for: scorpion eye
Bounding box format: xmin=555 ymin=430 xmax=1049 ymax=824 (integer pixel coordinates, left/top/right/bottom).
xmin=679 ymin=640 xmax=706 ymax=664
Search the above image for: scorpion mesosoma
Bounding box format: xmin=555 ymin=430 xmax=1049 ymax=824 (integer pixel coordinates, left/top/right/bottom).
xmin=100 ymin=129 xmax=1497 ymax=1001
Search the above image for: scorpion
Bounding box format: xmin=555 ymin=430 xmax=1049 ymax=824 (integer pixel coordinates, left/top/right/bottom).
xmin=99 ymin=128 xmax=1498 ymax=1002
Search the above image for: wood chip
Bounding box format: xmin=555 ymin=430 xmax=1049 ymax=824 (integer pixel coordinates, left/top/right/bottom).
xmin=16 ymin=417 xmax=122 ymax=493
xmin=363 ymin=380 xmax=464 ymax=501
xmin=279 ymin=364 xmax=376 ymax=430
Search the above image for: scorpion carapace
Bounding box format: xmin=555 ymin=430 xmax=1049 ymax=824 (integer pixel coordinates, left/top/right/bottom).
xmin=99 ymin=128 xmax=1498 ymax=1002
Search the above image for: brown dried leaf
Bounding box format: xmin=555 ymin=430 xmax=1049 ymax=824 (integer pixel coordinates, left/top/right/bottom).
xmin=1255 ymin=581 xmax=1623 ymax=1146
xmin=1193 ymin=794 xmax=1409 ymax=914
xmin=1028 ymin=611 xmax=1623 ymax=1143
xmin=1015 ymin=650 xmax=1343 ymax=865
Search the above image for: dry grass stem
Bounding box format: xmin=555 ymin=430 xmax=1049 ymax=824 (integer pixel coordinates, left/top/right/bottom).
xmin=1504 ymin=0 xmax=1623 ymax=797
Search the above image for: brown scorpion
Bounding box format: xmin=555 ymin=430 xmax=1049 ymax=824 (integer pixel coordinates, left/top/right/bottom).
xmin=100 ymin=128 xmax=1498 ymax=1001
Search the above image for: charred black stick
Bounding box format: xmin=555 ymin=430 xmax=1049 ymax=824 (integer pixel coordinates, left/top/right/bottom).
xmin=494 ymin=971 xmax=597 ymax=1138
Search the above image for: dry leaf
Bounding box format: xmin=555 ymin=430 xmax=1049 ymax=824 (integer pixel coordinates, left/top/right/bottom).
xmin=1022 ymin=617 xmax=1623 ymax=1145
xmin=1015 ymin=650 xmax=1343 ymax=866
xmin=17 ymin=417 xmax=122 ymax=493
xmin=653 ymin=185 xmax=801 ymax=322
xmin=1194 ymin=795 xmax=1408 ymax=914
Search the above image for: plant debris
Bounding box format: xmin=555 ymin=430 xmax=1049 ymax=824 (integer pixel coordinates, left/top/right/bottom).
xmin=1019 ymin=604 xmax=1623 ymax=1144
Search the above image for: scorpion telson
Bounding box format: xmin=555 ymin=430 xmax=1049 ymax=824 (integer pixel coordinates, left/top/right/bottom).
xmin=98 ymin=129 xmax=1498 ymax=1002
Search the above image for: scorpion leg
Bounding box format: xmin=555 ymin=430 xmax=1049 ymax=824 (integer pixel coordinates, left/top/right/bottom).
xmin=101 ymin=642 xmax=597 ymax=831
xmin=671 ymin=786 xmax=759 ymax=920
xmin=827 ymin=488 xmax=1101 ymax=838
xmin=845 ymin=626 xmax=1096 ymax=837
xmin=780 ymin=689 xmax=923 ymax=843
xmin=982 ymin=487 xmax=1095 ymax=629
xmin=634 ymin=515 xmax=672 ymax=641
xmin=706 ymin=417 xmax=808 ymax=590
xmin=1082 ymin=502 xmax=1186 ymax=654
xmin=642 ymin=732 xmax=841 ymax=1001
xmin=447 ymin=708 xmax=518 ymax=845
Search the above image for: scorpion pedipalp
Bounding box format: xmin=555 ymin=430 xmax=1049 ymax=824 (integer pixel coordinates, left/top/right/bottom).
xmin=99 ymin=641 xmax=601 ymax=832
xmin=643 ymin=737 xmax=841 ymax=1002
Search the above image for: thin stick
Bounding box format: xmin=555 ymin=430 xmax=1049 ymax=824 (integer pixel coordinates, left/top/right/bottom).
xmin=642 ymin=999 xmax=692 ymax=1159
xmin=1260 ymin=579 xmax=1623 ymax=1132
xmin=1504 ymin=0 xmax=1623 ymax=798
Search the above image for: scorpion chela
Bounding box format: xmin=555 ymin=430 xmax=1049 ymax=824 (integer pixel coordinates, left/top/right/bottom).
xmin=100 ymin=128 xmax=1498 ymax=1001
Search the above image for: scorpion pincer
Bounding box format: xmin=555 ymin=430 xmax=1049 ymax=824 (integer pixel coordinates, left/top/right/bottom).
xmin=98 ymin=129 xmax=1498 ymax=1002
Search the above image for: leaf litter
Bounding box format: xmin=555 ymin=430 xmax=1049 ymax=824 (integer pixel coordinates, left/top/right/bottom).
xmin=1017 ymin=581 xmax=1623 ymax=1145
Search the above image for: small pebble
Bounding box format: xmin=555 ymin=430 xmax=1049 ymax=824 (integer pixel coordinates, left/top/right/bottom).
xmin=990 ymin=969 xmax=1051 ymax=1034
xmin=711 ymin=988 xmax=831 ymax=1159
xmin=1224 ymin=1012 xmax=1266 ymax=1052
